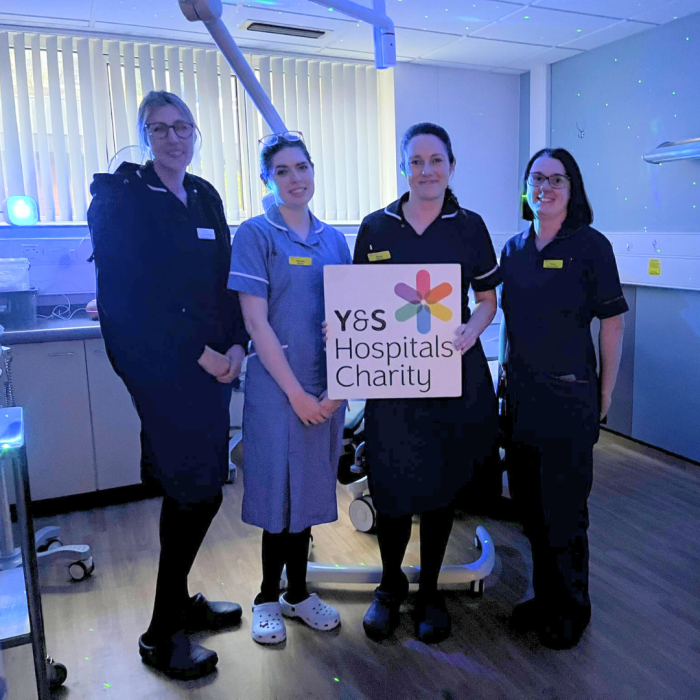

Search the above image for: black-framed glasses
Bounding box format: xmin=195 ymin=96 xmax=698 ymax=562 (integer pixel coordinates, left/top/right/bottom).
xmin=527 ymin=172 xmax=570 ymax=189
xmin=258 ymin=131 xmax=304 ymax=148
xmin=146 ymin=121 xmax=195 ymax=140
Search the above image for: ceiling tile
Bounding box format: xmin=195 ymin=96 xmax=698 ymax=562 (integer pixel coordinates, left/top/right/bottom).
xmin=422 ymin=36 xmax=545 ymax=66
xmin=560 ymin=19 xmax=654 ymax=49
xmin=419 ymin=58 xmax=502 ymax=71
xmin=0 ymin=0 xmax=92 ymax=22
xmin=96 ymin=0 xmax=211 ymax=34
xmin=378 ymin=0 xmax=521 ymax=35
xmin=631 ymin=0 xmax=700 ymax=23
xmin=327 ymin=23 xmax=461 ymax=58
xmin=226 ymin=0 xmax=361 ymax=21
xmin=490 ymin=66 xmax=526 ymax=73
xmin=504 ymin=46 xmax=581 ymax=69
xmin=532 ymin=0 xmax=669 ymax=20
xmin=313 ymin=46 xmax=376 ymax=61
xmin=471 ymin=6 xmax=618 ymax=46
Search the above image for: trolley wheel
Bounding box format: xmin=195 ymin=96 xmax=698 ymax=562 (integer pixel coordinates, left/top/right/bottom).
xmin=69 ymin=557 xmax=95 ymax=582
xmin=47 ymin=660 xmax=68 ymax=688
xmin=466 ymin=579 xmax=485 ymax=597
xmin=37 ymin=538 xmax=62 ymax=553
xmin=349 ymin=496 xmax=376 ymax=533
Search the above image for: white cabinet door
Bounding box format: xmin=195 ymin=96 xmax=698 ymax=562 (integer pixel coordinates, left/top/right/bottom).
xmin=84 ymin=339 xmax=142 ymax=490
xmin=7 ymin=341 xmax=96 ymax=500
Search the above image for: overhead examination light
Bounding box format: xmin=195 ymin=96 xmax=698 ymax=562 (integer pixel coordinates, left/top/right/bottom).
xmin=643 ymin=138 xmax=700 ymax=164
xmin=2 ymin=196 xmax=39 ymax=226
xmin=242 ymin=20 xmax=328 ymax=39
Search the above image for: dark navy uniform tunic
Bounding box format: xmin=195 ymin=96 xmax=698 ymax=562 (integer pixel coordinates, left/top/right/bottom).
xmin=500 ymin=223 xmax=628 ymax=445
xmin=353 ymin=193 xmax=501 ymax=517
xmin=500 ymin=222 xmax=628 ymax=619
xmin=88 ymin=162 xmax=247 ymax=503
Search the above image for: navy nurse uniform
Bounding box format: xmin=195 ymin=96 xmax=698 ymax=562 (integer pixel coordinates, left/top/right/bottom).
xmin=500 ymin=223 xmax=628 ymax=627
xmin=353 ymin=193 xmax=501 ymax=517
xmin=88 ymin=162 xmax=247 ymax=503
xmin=228 ymin=205 xmax=352 ymax=534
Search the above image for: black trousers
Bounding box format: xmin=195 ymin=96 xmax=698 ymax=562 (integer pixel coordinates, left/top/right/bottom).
xmin=508 ymin=438 xmax=594 ymax=619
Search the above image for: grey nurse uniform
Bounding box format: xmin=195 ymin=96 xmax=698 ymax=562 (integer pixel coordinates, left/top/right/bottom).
xmin=228 ymin=205 xmax=352 ymax=533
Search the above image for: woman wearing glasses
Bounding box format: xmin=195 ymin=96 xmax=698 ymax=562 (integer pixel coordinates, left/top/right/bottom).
xmin=500 ymin=148 xmax=627 ymax=649
xmin=88 ymin=91 xmax=246 ymax=679
xmin=228 ymin=132 xmax=351 ymax=645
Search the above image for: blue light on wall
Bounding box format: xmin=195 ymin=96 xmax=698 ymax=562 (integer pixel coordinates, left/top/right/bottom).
xmin=2 ymin=196 xmax=39 ymax=226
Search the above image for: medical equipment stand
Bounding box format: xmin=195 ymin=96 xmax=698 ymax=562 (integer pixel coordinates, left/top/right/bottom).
xmin=0 ymin=407 xmax=67 ymax=696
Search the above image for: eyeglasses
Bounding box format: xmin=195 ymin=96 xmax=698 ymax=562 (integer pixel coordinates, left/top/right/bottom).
xmin=527 ymin=172 xmax=570 ymax=189
xmin=258 ymin=131 xmax=304 ymax=148
xmin=146 ymin=121 xmax=195 ymax=140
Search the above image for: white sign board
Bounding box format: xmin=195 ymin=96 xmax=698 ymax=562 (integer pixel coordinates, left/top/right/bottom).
xmin=324 ymin=264 xmax=462 ymax=399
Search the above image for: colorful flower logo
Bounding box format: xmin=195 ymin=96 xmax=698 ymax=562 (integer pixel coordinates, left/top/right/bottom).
xmin=394 ymin=270 xmax=453 ymax=334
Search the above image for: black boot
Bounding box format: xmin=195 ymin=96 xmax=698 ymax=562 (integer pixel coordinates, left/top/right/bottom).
xmin=139 ymin=630 xmax=218 ymax=680
xmin=185 ymin=593 xmax=242 ymax=632
xmin=362 ymin=573 xmax=409 ymax=642
xmin=414 ymin=591 xmax=451 ymax=644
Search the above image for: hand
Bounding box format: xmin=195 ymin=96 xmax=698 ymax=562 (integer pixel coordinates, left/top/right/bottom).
xmin=289 ymin=390 xmax=328 ymax=426
xmin=322 ymin=320 xmax=329 ymax=345
xmin=319 ymin=390 xmax=344 ymax=417
xmin=600 ymin=392 xmax=612 ymax=420
xmin=454 ymin=324 xmax=478 ymax=355
xmin=198 ymin=345 xmax=231 ymax=378
xmin=217 ymin=344 xmax=246 ymax=384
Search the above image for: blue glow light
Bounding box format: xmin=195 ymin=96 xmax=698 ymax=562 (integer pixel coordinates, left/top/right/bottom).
xmin=3 ymin=196 xmax=39 ymax=226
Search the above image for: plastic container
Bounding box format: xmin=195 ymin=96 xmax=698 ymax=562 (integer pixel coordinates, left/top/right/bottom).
xmin=0 ymin=258 xmax=31 ymax=292
xmin=0 ymin=288 xmax=38 ymax=329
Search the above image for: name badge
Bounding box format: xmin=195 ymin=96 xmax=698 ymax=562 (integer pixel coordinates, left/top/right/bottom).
xmin=368 ymin=251 xmax=391 ymax=262
xmin=543 ymin=259 xmax=563 ymax=269
xmin=289 ymin=256 xmax=312 ymax=266
xmin=197 ymin=228 xmax=216 ymax=240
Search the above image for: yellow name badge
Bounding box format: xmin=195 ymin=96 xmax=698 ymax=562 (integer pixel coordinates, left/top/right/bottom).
xmin=289 ymin=256 xmax=312 ymax=266
xmin=648 ymin=259 xmax=661 ymax=276
xmin=368 ymin=250 xmax=391 ymax=262
xmin=543 ymin=259 xmax=564 ymax=269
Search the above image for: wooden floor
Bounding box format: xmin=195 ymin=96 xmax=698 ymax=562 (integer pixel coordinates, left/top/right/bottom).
xmin=4 ymin=431 xmax=700 ymax=699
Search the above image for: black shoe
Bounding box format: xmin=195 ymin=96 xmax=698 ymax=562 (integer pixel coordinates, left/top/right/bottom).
xmin=362 ymin=574 xmax=409 ymax=642
xmin=139 ymin=631 xmax=218 ymax=680
xmin=538 ymin=608 xmax=591 ymax=650
xmin=415 ymin=592 xmax=451 ymax=644
xmin=185 ymin=593 xmax=242 ymax=632
xmin=510 ymin=598 xmax=540 ymax=634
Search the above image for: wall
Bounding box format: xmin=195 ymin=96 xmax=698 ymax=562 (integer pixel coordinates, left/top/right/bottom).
xmin=393 ymin=63 xmax=521 ymax=236
xmin=551 ymin=12 xmax=700 ymax=462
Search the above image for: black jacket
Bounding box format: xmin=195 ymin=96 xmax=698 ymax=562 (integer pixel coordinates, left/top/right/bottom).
xmin=87 ymin=162 xmax=247 ymax=380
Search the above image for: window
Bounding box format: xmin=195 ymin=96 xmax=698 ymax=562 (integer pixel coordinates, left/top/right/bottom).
xmin=0 ymin=30 xmax=396 ymax=224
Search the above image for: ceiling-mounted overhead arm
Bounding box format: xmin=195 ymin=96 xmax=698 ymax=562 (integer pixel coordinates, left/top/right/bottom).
xmin=643 ymin=138 xmax=700 ymax=164
xmin=178 ymin=0 xmax=286 ymax=133
xmin=308 ymin=0 xmax=396 ymax=69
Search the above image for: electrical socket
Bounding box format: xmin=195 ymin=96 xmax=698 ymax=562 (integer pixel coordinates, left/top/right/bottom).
xmin=21 ymin=244 xmax=41 ymax=261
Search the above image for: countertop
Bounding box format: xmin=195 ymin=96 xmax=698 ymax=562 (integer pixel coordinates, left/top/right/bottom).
xmin=1 ymin=314 xmax=102 ymax=345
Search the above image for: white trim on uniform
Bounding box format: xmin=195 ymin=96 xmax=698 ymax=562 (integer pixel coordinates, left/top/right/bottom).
xmin=383 ymin=206 xmax=401 ymax=221
xmin=441 ymin=210 xmax=458 ymax=219
xmin=474 ymin=264 xmax=499 ymax=281
xmin=229 ymin=271 xmax=269 ymax=285
xmin=249 ymin=344 xmax=288 ymax=359
xmin=147 ymin=184 xmax=168 ymax=193
xmin=264 ymin=211 xmax=288 ymax=232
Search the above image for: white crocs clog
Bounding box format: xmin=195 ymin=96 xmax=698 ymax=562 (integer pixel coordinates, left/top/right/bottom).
xmin=251 ymin=601 xmax=286 ymax=645
xmin=279 ymin=593 xmax=341 ymax=631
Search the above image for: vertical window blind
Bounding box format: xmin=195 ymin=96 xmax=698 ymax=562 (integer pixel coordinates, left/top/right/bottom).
xmin=0 ymin=30 xmax=397 ymax=224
